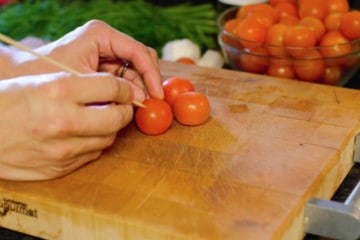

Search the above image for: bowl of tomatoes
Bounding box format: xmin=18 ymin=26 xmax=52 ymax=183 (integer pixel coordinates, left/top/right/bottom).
xmin=217 ymin=0 xmax=360 ymax=85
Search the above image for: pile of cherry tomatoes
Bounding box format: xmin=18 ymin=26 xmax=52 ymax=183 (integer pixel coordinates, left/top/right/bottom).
xmin=220 ymin=0 xmax=360 ymax=84
xmin=135 ymin=77 xmax=210 ymax=135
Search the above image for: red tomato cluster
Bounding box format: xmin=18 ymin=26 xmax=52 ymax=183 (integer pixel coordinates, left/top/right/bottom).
xmin=135 ymin=77 xmax=210 ymax=135
xmin=221 ymin=0 xmax=360 ymax=84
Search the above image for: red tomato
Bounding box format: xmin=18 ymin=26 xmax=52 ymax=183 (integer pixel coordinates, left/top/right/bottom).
xmin=294 ymin=50 xmax=326 ymax=82
xmin=267 ymin=59 xmax=296 ymax=79
xmin=283 ymin=25 xmax=317 ymax=57
xmin=236 ymin=4 xmax=255 ymax=20
xmin=278 ymin=15 xmax=300 ymax=26
xmin=173 ymin=92 xmax=210 ymax=126
xmin=321 ymin=66 xmax=343 ymax=85
xmin=223 ymin=18 xmax=241 ymax=34
xmin=298 ymin=17 xmax=326 ymax=44
xmin=324 ymin=13 xmax=344 ymax=31
xmin=248 ymin=11 xmax=276 ymax=28
xmin=233 ymin=17 xmax=267 ymax=48
xmin=222 ymin=18 xmax=242 ymax=47
xmin=265 ymin=23 xmax=289 ymax=57
xmin=236 ymin=4 xmax=274 ymax=21
xmin=246 ymin=3 xmax=277 ymax=28
xmin=340 ymin=10 xmax=360 ymax=40
xmin=327 ymin=0 xmax=349 ymax=14
xmin=176 ymin=57 xmax=195 ymax=65
xmin=274 ymin=2 xmax=297 ymax=21
xmin=298 ymin=0 xmax=329 ymax=20
xmin=162 ymin=77 xmax=195 ymax=109
xmin=246 ymin=3 xmax=276 ymax=19
xmin=236 ymin=47 xmax=270 ymax=74
xmin=135 ymin=98 xmax=173 ymax=135
xmin=319 ymin=31 xmax=352 ymax=59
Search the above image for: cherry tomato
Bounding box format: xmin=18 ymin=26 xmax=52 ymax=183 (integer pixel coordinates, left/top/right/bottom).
xmin=265 ymin=23 xmax=289 ymax=57
xmin=324 ymin=13 xmax=343 ymax=31
xmin=135 ymin=98 xmax=173 ymax=135
xmin=233 ymin=16 xmax=267 ymax=49
xmin=340 ymin=10 xmax=360 ymax=40
xmin=248 ymin=3 xmax=276 ymax=14
xmin=236 ymin=4 xmax=274 ymax=22
xmin=274 ymin=2 xmax=297 ymax=21
xmin=298 ymin=0 xmax=329 ymax=20
xmin=321 ymin=66 xmax=343 ymax=85
xmin=278 ymin=15 xmax=300 ymax=26
xmin=267 ymin=59 xmax=296 ymax=79
xmin=236 ymin=4 xmax=256 ymax=20
xmin=294 ymin=50 xmax=325 ymax=82
xmin=248 ymin=11 xmax=276 ymax=28
xmin=246 ymin=3 xmax=277 ymax=28
xmin=327 ymin=0 xmax=349 ymax=14
xmin=298 ymin=17 xmax=326 ymax=44
xmin=236 ymin=47 xmax=270 ymax=74
xmin=222 ymin=18 xmax=242 ymax=47
xmin=319 ymin=31 xmax=352 ymax=59
xmin=176 ymin=57 xmax=195 ymax=65
xmin=283 ymin=25 xmax=316 ymax=57
xmin=162 ymin=77 xmax=195 ymax=109
xmin=173 ymin=92 xmax=210 ymax=126
xmin=223 ymin=18 xmax=241 ymax=34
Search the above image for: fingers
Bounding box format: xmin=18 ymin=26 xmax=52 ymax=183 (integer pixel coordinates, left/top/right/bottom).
xmin=98 ymin=60 xmax=146 ymax=91
xmin=65 ymin=72 xmax=134 ymax=105
xmin=85 ymin=20 xmax=164 ymax=99
xmin=2 ymin=151 xmax=103 ymax=181
xmin=0 ymin=132 xmax=117 ymax=181
xmin=67 ymin=73 xmax=135 ymax=136
xmin=44 ymin=134 xmax=116 ymax=163
xmin=63 ymin=73 xmax=135 ymax=136
xmin=37 ymin=20 xmax=163 ymax=99
xmin=35 ymin=135 xmax=117 ymax=180
xmin=76 ymin=103 xmax=134 ymax=136
xmin=26 ymin=72 xmax=135 ymax=136
xmin=97 ymin=60 xmax=149 ymax=102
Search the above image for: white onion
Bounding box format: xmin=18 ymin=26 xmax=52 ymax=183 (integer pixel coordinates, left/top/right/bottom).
xmin=161 ymin=39 xmax=201 ymax=62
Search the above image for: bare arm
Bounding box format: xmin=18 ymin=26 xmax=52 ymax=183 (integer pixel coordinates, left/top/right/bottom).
xmin=0 ymin=20 xmax=163 ymax=181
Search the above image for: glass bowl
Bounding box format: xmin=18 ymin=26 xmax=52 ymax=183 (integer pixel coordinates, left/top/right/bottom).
xmin=217 ymin=6 xmax=360 ymax=85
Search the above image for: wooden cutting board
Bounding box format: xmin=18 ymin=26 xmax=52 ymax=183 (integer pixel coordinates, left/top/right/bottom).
xmin=1 ymin=61 xmax=360 ymax=240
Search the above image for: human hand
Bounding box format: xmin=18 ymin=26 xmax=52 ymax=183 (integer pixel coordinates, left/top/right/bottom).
xmin=10 ymin=20 xmax=164 ymax=101
xmin=0 ymin=20 xmax=164 ymax=181
xmin=0 ymin=71 xmax=134 ymax=181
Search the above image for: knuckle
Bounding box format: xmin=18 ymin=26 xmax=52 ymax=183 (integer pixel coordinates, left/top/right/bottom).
xmin=83 ymin=19 xmax=108 ymax=35
xmin=105 ymin=75 xmax=132 ymax=102
xmin=148 ymin=46 xmax=158 ymax=57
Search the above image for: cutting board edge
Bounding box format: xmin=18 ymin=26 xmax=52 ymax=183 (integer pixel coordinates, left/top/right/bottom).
xmin=276 ymin=127 xmax=359 ymax=240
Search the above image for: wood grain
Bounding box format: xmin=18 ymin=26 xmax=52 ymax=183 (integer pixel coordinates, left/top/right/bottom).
xmin=0 ymin=61 xmax=359 ymax=240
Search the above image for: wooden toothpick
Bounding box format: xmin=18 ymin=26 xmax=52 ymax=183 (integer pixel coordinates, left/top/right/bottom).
xmin=0 ymin=33 xmax=146 ymax=108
